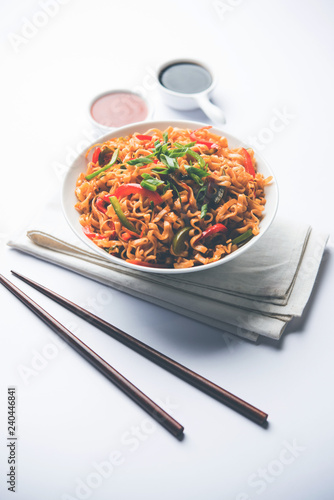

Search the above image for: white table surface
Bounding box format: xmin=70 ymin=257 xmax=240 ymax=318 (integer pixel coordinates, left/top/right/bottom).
xmin=1 ymin=1 xmax=334 ymax=499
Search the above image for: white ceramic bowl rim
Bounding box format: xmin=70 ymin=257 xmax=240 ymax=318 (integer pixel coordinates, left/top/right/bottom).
xmin=62 ymin=120 xmax=279 ymax=274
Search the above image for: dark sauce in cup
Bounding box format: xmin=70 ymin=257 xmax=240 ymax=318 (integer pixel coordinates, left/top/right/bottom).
xmin=159 ymin=62 xmax=212 ymax=94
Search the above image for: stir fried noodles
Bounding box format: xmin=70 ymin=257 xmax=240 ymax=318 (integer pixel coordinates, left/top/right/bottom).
xmin=75 ymin=126 xmax=272 ymax=268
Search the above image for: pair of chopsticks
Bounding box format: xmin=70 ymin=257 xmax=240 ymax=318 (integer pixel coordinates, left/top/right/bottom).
xmin=0 ymin=271 xmax=268 ymax=438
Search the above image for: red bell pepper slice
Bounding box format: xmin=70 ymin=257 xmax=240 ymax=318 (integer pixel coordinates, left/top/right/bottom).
xmin=122 ymin=232 xmax=132 ymax=242
xmin=95 ymin=198 xmax=107 ymax=214
xmin=103 ymin=193 xmax=112 ymax=203
xmin=92 ymin=147 xmax=101 ymax=164
xmin=136 ymin=134 xmax=153 ymax=141
xmin=114 ymin=183 xmax=163 ymax=205
xmin=190 ymin=127 xmax=218 ymax=149
xmin=197 ymin=223 xmax=227 ymax=241
xmin=241 ymin=148 xmax=255 ymax=177
xmin=122 ymin=228 xmax=145 ymax=241
xmin=82 ymin=226 xmax=105 ymax=239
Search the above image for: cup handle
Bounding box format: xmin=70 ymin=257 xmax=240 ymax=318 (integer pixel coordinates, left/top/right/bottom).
xmin=195 ymin=95 xmax=226 ymax=125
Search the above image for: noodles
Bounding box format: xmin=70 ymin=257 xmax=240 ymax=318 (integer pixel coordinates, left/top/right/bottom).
xmin=75 ymin=126 xmax=272 ymax=268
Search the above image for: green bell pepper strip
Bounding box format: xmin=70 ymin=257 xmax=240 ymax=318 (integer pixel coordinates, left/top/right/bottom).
xmin=232 ymin=228 xmax=253 ymax=246
xmin=109 ymin=196 xmax=140 ymax=235
xmin=172 ymin=226 xmax=191 ymax=255
xmin=86 ymin=148 xmax=119 ymax=180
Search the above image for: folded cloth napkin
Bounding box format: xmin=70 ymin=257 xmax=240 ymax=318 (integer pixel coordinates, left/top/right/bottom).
xmin=8 ymin=196 xmax=329 ymax=342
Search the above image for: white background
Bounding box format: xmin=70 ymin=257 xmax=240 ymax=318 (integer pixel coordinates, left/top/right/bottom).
xmin=0 ymin=1 xmax=334 ymax=499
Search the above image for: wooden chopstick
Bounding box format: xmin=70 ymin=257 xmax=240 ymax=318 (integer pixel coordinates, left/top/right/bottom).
xmin=11 ymin=270 xmax=268 ymax=426
xmin=0 ymin=274 xmax=184 ymax=439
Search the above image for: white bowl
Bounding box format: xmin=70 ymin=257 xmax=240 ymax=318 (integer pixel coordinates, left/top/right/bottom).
xmin=62 ymin=120 xmax=278 ymax=274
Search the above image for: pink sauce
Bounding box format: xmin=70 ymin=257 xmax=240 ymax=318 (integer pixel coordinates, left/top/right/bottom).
xmin=90 ymin=92 xmax=148 ymax=127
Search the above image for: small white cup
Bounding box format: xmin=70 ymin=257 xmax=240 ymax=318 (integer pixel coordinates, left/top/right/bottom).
xmin=88 ymin=89 xmax=154 ymax=132
xmin=157 ymin=59 xmax=226 ymax=124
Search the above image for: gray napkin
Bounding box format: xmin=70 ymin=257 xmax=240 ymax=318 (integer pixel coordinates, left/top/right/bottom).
xmin=8 ymin=196 xmax=329 ymax=342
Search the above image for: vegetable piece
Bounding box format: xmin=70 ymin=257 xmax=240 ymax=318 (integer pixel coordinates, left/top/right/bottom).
xmin=168 ymin=177 xmax=182 ymax=205
xmin=109 ymin=196 xmax=140 ymax=234
xmin=190 ymin=135 xmax=218 ymax=149
xmin=152 ymin=154 xmax=179 ymax=175
xmin=114 ymin=183 xmax=163 ymax=205
xmin=173 ymin=142 xmax=197 ymax=148
xmin=92 ymin=147 xmax=101 ymax=164
xmin=184 ymin=163 xmax=210 ymax=186
xmin=127 ymin=154 xmax=154 ymax=165
xmin=172 ymin=226 xmax=191 ymax=255
xmin=185 ymin=165 xmax=210 ymax=179
xmin=231 ymin=229 xmax=253 ymax=246
xmin=82 ymin=226 xmax=106 ymax=239
xmin=122 ymin=232 xmax=132 ymax=242
xmin=96 ymin=198 xmax=107 ymax=213
xmin=86 ymin=148 xmax=119 ymax=180
xmin=151 ymin=165 xmax=170 ymax=175
xmin=195 ymin=185 xmax=210 ymax=217
xmin=200 ymin=204 xmax=208 ymax=219
xmin=102 ymin=193 xmax=112 ymax=203
xmin=241 ymin=148 xmax=255 ymax=177
xmin=136 ymin=134 xmax=152 ymax=141
xmin=98 ymin=146 xmax=112 ymax=165
xmin=208 ymin=184 xmax=226 ymax=208
xmin=168 ymin=143 xmax=197 ymax=158
xmin=198 ymin=223 xmax=227 ymax=241
xmin=152 ymin=140 xmax=170 ymax=159
xmin=190 ymin=127 xmax=218 ymax=149
xmin=160 ymin=154 xmax=179 ymax=171
xmin=140 ymin=180 xmax=159 ymax=191
xmin=196 ymin=184 xmax=208 ymax=206
xmin=186 ymin=149 xmax=206 ymax=168
xmin=162 ymin=180 xmax=171 ymax=194
xmin=140 ymin=173 xmax=164 ymax=192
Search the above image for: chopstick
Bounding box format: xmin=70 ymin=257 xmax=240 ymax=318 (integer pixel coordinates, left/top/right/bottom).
xmin=10 ymin=271 xmax=268 ymax=426
xmin=0 ymin=274 xmax=184 ymax=439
